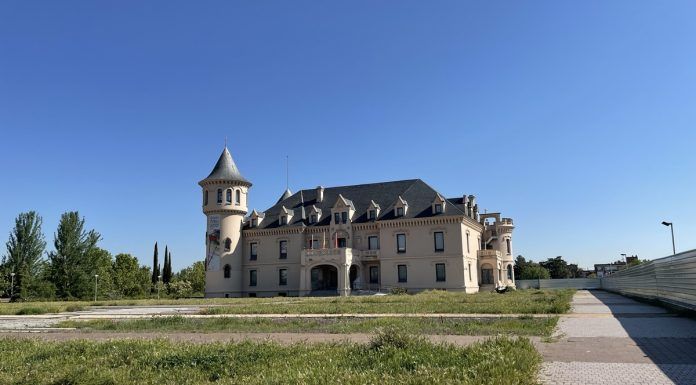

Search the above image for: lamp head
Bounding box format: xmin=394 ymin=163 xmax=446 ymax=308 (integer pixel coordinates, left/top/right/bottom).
xmin=662 ymin=221 xmax=672 ymax=226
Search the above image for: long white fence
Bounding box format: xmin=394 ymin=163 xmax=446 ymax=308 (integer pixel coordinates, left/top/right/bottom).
xmin=600 ymin=249 xmax=696 ymax=311
xmin=516 ymin=278 xmax=601 ymax=290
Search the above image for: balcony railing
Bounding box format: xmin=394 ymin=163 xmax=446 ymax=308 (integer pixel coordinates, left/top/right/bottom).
xmin=478 ymin=249 xmax=501 ymax=258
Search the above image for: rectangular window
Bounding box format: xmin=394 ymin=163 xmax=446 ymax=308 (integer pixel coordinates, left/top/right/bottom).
xmin=279 ymin=268 xmax=288 ymax=286
xmin=226 ymin=189 xmax=232 ymax=204
xmin=396 ymin=234 xmax=406 ymax=253
xmin=311 ymin=239 xmax=320 ymax=249
xmin=280 ymin=216 xmax=287 ymax=225
xmin=396 ymin=207 xmax=404 ymax=217
xmin=251 ymin=218 xmax=257 ymax=227
xmin=369 ymin=266 xmax=379 ymax=284
xmin=466 ymin=233 xmax=470 ymax=253
xmin=436 ymin=263 xmax=446 ymax=282
xmin=250 ymin=242 xmax=257 ymax=260
xmin=434 ymin=204 xmax=442 ymax=213
xmin=434 ymin=232 xmax=444 ymax=252
xmin=397 ymin=264 xmax=407 ymax=283
xmin=506 ymin=238 xmax=511 ymax=255
xmin=217 ymin=189 xmax=222 ymax=204
xmin=468 ymin=263 xmax=472 ymax=281
xmin=249 ymin=270 xmax=257 ymax=286
xmin=310 ymin=214 xmax=317 ymax=224
xmin=337 ymin=237 xmax=346 ymax=248
xmin=334 ymin=213 xmax=340 ymax=224
xmin=279 ymin=240 xmax=287 ymax=259
xmin=368 ymin=236 xmax=379 ymax=250
xmin=204 ymin=191 xmax=209 ymax=205
xmin=368 ymin=210 xmax=376 ymax=220
xmin=341 ymin=212 xmax=348 ymax=224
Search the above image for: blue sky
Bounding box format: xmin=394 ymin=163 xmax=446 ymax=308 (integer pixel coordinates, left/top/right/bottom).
xmin=1 ymin=1 xmax=695 ymax=271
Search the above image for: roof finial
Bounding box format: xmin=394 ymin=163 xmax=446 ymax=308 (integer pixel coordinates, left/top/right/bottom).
xmin=224 ymin=136 xmax=227 ymax=148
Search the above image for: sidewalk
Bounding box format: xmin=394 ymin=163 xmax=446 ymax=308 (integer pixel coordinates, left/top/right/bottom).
xmin=538 ymin=290 xmax=696 ymax=385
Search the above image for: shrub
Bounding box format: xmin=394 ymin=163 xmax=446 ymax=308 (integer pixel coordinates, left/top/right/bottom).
xmin=389 ymin=287 xmax=407 ymax=295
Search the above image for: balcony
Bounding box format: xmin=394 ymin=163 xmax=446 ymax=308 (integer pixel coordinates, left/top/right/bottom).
xmin=355 ymin=249 xmax=380 ymax=260
xmin=478 ymin=249 xmax=501 ymax=259
xmin=302 ymin=247 xmax=356 ymax=267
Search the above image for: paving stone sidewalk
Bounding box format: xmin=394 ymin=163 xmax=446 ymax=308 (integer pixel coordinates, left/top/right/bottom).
xmin=538 ymin=290 xmax=696 ymax=385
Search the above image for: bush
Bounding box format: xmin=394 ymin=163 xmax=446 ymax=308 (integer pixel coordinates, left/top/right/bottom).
xmin=389 ymin=287 xmax=407 ymax=295
xmin=369 ymin=327 xmax=422 ymax=350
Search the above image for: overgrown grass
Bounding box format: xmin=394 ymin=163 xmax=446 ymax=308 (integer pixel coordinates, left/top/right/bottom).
xmin=0 ymin=289 xmax=574 ymax=315
xmin=0 ymin=332 xmax=541 ymax=384
xmin=202 ymin=289 xmax=575 ymax=315
xmin=58 ymin=315 xmax=558 ymax=336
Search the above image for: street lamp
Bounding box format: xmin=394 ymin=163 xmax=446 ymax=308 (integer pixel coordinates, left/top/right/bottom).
xmin=157 ymin=275 xmax=162 ymax=300
xmin=94 ymin=274 xmax=99 ymax=302
xmin=661 ymin=221 xmax=676 ymax=255
xmin=620 ymin=253 xmax=627 ymax=264
xmin=10 ymin=272 xmax=15 ymax=299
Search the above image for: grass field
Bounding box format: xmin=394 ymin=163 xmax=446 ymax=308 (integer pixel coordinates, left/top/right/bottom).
xmin=0 ymin=289 xmax=574 ymax=315
xmin=58 ymin=315 xmax=558 ymax=336
xmin=201 ymin=289 xmax=575 ymax=315
xmin=0 ymin=332 xmax=541 ymax=384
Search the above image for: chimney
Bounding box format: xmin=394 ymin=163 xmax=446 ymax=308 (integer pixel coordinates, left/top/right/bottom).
xmin=316 ymin=186 xmax=324 ymax=203
xmin=467 ymin=195 xmax=476 ymax=218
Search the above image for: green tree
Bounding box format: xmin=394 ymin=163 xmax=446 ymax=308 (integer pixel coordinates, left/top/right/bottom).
xmin=2 ymin=211 xmax=47 ymax=300
xmin=47 ymin=212 xmax=101 ymax=299
xmin=539 ymin=256 xmax=572 ymax=279
xmin=520 ymin=263 xmax=551 ymax=280
xmin=162 ymin=246 xmax=172 ymax=284
xmin=89 ymin=248 xmax=114 ymax=300
xmin=176 ymin=261 xmax=205 ymax=294
xmin=151 ymin=242 xmax=159 ymax=287
xmin=513 ymin=255 xmax=527 ymax=281
xmin=112 ymin=254 xmax=150 ymax=298
xmin=139 ymin=265 xmax=153 ymax=296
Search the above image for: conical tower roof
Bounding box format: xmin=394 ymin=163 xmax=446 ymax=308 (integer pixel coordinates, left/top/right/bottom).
xmin=277 ymin=188 xmax=292 ymax=203
xmin=200 ymin=147 xmax=251 ymax=186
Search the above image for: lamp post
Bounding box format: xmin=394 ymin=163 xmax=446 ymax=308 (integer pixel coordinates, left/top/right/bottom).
xmin=157 ymin=275 xmax=162 ymax=299
xmin=94 ymin=274 xmax=99 ymax=302
xmin=10 ymin=272 xmax=15 ymax=298
xmin=661 ymin=221 xmax=676 ymax=255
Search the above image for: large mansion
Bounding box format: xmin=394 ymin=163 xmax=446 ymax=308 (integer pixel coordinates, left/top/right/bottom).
xmin=200 ymin=147 xmax=515 ymax=297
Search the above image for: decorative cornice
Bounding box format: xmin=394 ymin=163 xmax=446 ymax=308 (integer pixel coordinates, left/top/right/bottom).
xmin=199 ymin=179 xmax=252 ymax=187
xmin=205 ymin=208 xmax=248 ymax=216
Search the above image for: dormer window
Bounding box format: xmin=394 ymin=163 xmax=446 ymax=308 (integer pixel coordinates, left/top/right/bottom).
xmin=251 ymin=218 xmax=257 ymax=227
xmin=279 ymin=206 xmax=293 ymax=226
xmin=368 ymin=210 xmax=376 ymax=220
xmin=432 ymin=194 xmax=446 ymax=215
xmin=280 ymin=216 xmax=288 ymax=225
xmin=367 ymin=200 xmax=380 ymax=220
xmin=341 ymin=212 xmax=348 ymax=224
xmin=334 ymin=213 xmax=340 ymax=224
xmin=310 ymin=214 xmax=317 ymax=224
xmin=393 ymin=196 xmax=408 ymax=217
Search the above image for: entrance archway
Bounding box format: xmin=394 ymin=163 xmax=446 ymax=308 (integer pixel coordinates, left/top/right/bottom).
xmin=481 ymin=263 xmax=494 ymax=285
xmin=310 ymin=265 xmax=338 ymax=292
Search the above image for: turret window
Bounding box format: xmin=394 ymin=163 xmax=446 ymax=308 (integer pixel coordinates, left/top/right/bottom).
xmin=226 ymin=189 xmax=232 ymax=204
xmin=235 ymin=190 xmax=241 ymax=205
xmin=506 ymin=238 xmax=511 ymax=255
xmin=217 ymin=189 xmax=223 ymax=204
xmin=204 ymin=190 xmax=209 ymax=205
xmin=223 ymin=264 xmax=231 ymax=279
xmin=224 ymin=238 xmax=232 ymax=251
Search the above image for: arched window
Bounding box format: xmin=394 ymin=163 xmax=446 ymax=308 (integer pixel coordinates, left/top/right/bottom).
xmin=226 ymin=189 xmax=232 ymax=204
xmin=507 ymin=264 xmax=513 ymax=280
xmin=223 ymin=264 xmax=231 ymax=278
xmin=217 ymin=189 xmax=223 ymax=204
xmin=235 ymin=190 xmax=241 ymax=205
xmin=224 ymin=238 xmax=231 ymax=251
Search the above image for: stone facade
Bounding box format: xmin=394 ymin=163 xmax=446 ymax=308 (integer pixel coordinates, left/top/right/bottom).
xmin=200 ymin=147 xmax=515 ymax=297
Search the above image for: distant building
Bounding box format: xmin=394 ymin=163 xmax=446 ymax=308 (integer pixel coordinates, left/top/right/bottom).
xmin=594 ymin=261 xmax=627 ymax=278
xmin=199 ymin=147 xmax=516 ymax=297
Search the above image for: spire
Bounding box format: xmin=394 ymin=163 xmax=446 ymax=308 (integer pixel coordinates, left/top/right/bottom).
xmin=200 ymin=146 xmax=251 ymax=186
xmin=277 ymin=188 xmax=292 ymax=203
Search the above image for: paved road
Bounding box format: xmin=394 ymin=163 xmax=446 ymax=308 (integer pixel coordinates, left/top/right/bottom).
xmin=538 ymin=290 xmax=696 ymax=385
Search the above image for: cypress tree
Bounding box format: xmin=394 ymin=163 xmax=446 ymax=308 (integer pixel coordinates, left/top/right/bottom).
xmin=163 ymin=248 xmax=172 ymax=284
xmin=151 ymin=242 xmax=159 ymax=286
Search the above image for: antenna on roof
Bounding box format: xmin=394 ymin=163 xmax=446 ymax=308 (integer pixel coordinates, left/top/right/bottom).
xmin=224 ymin=136 xmax=227 ymax=148
xmin=286 ymin=155 xmax=289 ymax=190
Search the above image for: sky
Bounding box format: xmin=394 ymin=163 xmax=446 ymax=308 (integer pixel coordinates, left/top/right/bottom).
xmin=1 ymin=1 xmax=695 ymax=271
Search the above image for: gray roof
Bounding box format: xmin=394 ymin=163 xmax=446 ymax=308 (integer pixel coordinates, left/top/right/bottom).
xmin=201 ymin=147 xmax=251 ymax=185
xmin=249 ymin=179 xmax=468 ymax=229
xmin=277 ymin=188 xmax=292 ymax=203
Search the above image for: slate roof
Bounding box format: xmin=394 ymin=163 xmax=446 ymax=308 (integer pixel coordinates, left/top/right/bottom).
xmin=249 ymin=179 xmax=469 ymax=229
xmin=200 ymin=147 xmax=251 ymax=185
